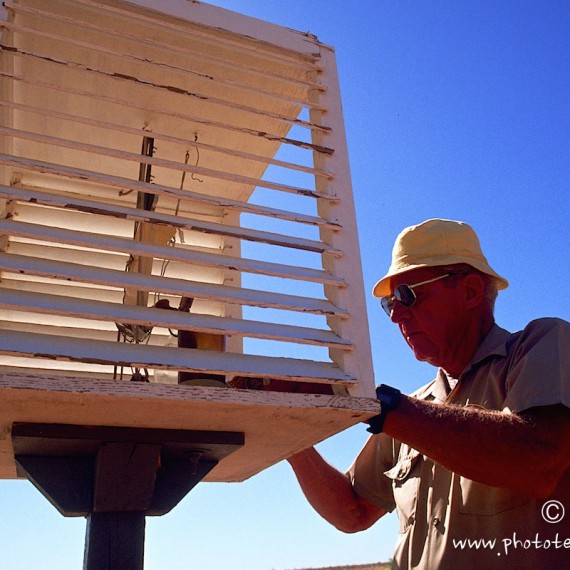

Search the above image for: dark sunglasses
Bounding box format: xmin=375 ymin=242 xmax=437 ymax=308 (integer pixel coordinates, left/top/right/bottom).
xmin=380 ymin=273 xmax=450 ymax=316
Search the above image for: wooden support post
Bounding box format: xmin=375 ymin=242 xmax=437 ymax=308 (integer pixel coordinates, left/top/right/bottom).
xmin=82 ymin=442 xmax=160 ymax=570
xmin=84 ymin=512 xmax=146 ymax=570
xmin=12 ymin=423 xmax=245 ymax=570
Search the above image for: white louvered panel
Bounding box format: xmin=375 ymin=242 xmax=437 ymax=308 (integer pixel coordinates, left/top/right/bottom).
xmin=1 ymin=185 xmax=340 ymax=255
xmin=0 ymin=126 xmax=330 ymax=199
xmin=0 ymin=288 xmax=351 ymax=350
xmin=0 ymin=0 xmax=373 ymax=403
xmin=0 ymin=154 xmax=339 ymax=229
xmin=0 ymin=254 xmax=347 ymax=317
xmin=0 ymin=0 xmax=379 ymax=484
xmin=0 ymin=100 xmax=332 ymax=179
xmin=0 ymin=220 xmax=343 ymax=285
xmin=0 ymin=330 xmax=355 ymax=386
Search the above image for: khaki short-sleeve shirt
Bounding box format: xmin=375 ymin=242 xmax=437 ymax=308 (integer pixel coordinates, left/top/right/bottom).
xmin=348 ymin=318 xmax=570 ymax=569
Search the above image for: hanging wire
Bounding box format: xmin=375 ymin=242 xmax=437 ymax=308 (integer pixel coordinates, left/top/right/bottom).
xmin=174 ymin=134 xmax=203 ymax=218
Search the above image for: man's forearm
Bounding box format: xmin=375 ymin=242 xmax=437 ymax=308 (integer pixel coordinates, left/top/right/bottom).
xmin=384 ymin=396 xmax=570 ymax=496
xmin=287 ymin=447 xmax=385 ymax=532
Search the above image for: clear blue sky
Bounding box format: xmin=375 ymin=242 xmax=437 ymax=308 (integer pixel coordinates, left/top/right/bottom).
xmin=1 ymin=1 xmax=569 ymax=568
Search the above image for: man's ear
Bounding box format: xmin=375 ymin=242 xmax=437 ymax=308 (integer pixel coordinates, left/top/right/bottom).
xmin=463 ymin=273 xmax=486 ymax=309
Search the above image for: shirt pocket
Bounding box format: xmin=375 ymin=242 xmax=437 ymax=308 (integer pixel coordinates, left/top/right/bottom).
xmin=458 ymin=477 xmax=529 ymax=516
xmin=384 ymin=446 xmax=422 ymax=533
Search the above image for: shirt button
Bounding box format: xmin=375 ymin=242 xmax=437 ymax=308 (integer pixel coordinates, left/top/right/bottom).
xmin=432 ymin=517 xmax=441 ymax=526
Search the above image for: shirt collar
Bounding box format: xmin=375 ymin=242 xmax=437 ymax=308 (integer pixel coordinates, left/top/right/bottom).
xmin=465 ymin=322 xmax=511 ymax=372
xmin=422 ymin=323 xmax=512 ymax=400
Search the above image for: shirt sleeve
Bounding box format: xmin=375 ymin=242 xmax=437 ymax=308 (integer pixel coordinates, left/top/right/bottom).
xmin=503 ymin=318 xmax=570 ymax=413
xmin=346 ymin=432 xmax=398 ymax=512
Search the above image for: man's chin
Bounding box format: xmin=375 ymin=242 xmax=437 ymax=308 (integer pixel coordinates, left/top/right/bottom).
xmin=410 ymin=347 xmax=439 ymax=367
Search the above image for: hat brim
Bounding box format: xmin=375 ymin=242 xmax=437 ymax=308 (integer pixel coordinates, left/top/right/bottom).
xmin=372 ymin=260 xmax=509 ymax=298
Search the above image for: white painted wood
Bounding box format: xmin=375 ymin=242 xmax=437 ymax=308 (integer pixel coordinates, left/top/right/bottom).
xmin=0 ymin=185 xmax=341 ymax=255
xmin=75 ymin=0 xmax=326 ymax=65
xmin=309 ymin=50 xmax=376 ymax=398
xmin=0 ymin=318 xmax=161 ymax=343
xmin=0 ymin=0 xmax=377 ymax=480
xmin=0 ymin=253 xmax=348 ymax=317
xmin=0 ymin=154 xmax=340 ymax=229
xmin=0 ymin=288 xmax=352 ymax=349
xmin=0 ymin=330 xmax=355 ymax=383
xmin=0 ymin=14 xmax=328 ymax=111
xmin=0 ymin=219 xmax=345 ymax=285
xmin=0 ymin=44 xmax=325 ymax=135
xmin=4 ymin=2 xmax=325 ymax=89
xmin=0 ymin=126 xmax=330 ymax=199
xmin=0 ymin=100 xmax=333 ymax=178
xmin=0 ymin=372 xmax=379 ymax=481
xmin=0 ymin=70 xmax=332 ymax=158
xmin=220 ymin=208 xmax=243 ymax=355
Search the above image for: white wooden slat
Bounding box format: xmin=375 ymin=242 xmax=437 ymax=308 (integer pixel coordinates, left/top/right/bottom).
xmin=0 ymin=100 xmax=333 ymax=179
xmin=0 ymin=70 xmax=333 ymax=157
xmin=4 ymin=2 xmax=326 ymax=90
xmin=73 ymin=0 xmax=324 ymax=70
xmin=308 ymin=48 xmax=376 ymax=398
xmin=0 ymin=185 xmax=341 ymax=256
xmin=0 ymin=357 xmax=119 ymax=376
xmin=0 ymin=319 xmax=165 ymax=344
xmin=0 ymin=220 xmax=344 ymax=285
xmin=0 ymin=330 xmax=356 ymax=384
xmin=0 ymin=288 xmax=352 ymax=349
xmin=0 ymin=364 xmax=121 ymax=380
xmin=0 ymin=254 xmax=348 ymax=317
xmin=0 ymin=154 xmax=340 ymax=229
xmin=0 ymin=125 xmax=331 ymax=200
xmin=0 ymin=277 xmax=224 ymax=320
xmin=6 ymin=242 xmax=225 ymax=285
xmin=0 ymin=42 xmax=326 ymax=135
xmin=0 ymin=19 xmax=328 ymax=113
xmin=1 ymin=276 xmax=122 ymax=301
xmin=8 ymin=242 xmax=128 ymax=272
xmin=0 ymin=307 xmax=115 ymax=331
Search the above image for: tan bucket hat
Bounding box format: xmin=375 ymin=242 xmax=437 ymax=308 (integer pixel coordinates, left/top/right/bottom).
xmin=372 ymin=218 xmax=509 ymax=297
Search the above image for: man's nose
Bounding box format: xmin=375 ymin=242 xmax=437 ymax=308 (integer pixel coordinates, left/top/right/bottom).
xmin=390 ymin=300 xmax=410 ymax=324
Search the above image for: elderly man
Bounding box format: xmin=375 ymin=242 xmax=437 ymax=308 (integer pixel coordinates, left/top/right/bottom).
xmin=288 ymin=218 xmax=570 ymax=569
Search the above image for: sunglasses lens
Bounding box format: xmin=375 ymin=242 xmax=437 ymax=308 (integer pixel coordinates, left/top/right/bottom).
xmin=394 ymin=284 xmax=416 ymax=307
xmin=380 ymin=296 xmax=394 ymax=316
